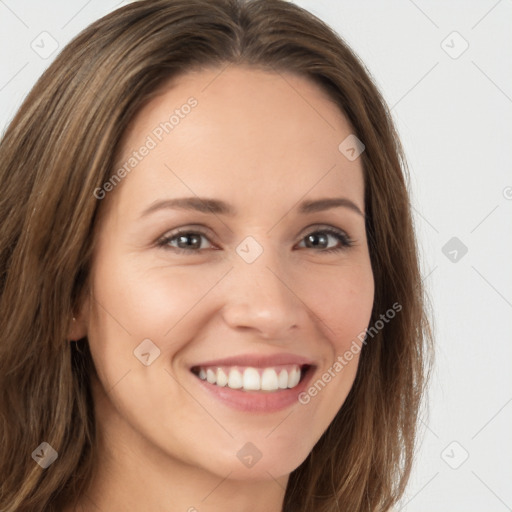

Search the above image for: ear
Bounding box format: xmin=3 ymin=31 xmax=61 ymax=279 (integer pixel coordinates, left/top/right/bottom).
xmin=68 ymin=294 xmax=90 ymax=341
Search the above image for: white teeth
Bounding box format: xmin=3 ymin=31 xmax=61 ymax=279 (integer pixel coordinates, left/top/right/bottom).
xmin=288 ymin=367 xmax=301 ymax=388
xmin=206 ymin=368 xmax=216 ymax=384
xmin=228 ymin=368 xmax=243 ymax=389
xmin=261 ymin=368 xmax=279 ymax=391
xmin=216 ymin=368 xmax=228 ymax=387
xmin=243 ymin=368 xmax=261 ymax=390
xmin=278 ymin=369 xmax=288 ymax=389
xmin=195 ymin=364 xmax=304 ymax=392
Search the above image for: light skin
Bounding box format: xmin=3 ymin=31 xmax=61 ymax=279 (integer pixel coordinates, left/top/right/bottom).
xmin=66 ymin=65 xmax=374 ymax=512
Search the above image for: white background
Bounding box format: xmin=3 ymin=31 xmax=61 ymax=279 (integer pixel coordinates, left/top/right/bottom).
xmin=1 ymin=1 xmax=511 ymax=510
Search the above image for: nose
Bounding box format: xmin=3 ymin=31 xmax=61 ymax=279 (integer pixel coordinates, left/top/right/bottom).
xmin=219 ymin=241 xmax=309 ymax=341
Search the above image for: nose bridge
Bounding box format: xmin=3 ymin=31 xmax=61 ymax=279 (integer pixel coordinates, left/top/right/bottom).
xmin=220 ymin=234 xmax=304 ymax=338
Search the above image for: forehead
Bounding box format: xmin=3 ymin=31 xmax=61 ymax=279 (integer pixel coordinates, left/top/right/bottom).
xmin=110 ymin=65 xmax=365 ymax=215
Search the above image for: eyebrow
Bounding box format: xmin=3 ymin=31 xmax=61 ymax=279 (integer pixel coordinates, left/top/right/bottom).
xmin=140 ymin=196 xmax=364 ymax=218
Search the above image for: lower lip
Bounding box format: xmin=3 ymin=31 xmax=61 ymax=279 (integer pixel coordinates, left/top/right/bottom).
xmin=191 ymin=366 xmax=315 ymax=413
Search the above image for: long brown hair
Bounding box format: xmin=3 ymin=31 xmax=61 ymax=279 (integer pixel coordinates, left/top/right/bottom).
xmin=0 ymin=1 xmax=433 ymax=510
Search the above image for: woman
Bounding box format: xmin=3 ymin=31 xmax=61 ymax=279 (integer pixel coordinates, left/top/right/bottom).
xmin=0 ymin=0 xmax=433 ymax=510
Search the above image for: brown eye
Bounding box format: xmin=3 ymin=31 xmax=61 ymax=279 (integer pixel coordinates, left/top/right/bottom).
xmin=158 ymin=230 xmax=213 ymax=253
xmin=297 ymin=227 xmax=353 ymax=253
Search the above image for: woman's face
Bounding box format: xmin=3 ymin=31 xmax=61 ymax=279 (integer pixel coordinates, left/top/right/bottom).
xmin=77 ymin=65 xmax=374 ymax=480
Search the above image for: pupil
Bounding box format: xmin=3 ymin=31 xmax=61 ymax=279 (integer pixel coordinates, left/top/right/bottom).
xmin=307 ymin=233 xmax=327 ymax=248
xmin=178 ymin=234 xmax=200 ymax=249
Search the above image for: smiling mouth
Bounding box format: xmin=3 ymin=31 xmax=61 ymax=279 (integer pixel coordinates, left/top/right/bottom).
xmin=190 ymin=364 xmax=312 ymax=392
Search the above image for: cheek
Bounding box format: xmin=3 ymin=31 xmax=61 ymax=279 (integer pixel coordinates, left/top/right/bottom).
xmin=85 ymin=254 xmax=223 ymax=449
xmin=299 ymin=261 xmax=375 ymax=352
xmin=88 ymin=252 xmax=222 ymax=350
xmin=294 ymin=264 xmax=373 ymax=432
xmin=85 ymin=253 xmax=233 ymax=415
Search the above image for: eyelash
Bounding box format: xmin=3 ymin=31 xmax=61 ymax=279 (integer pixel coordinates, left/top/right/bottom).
xmin=156 ymin=226 xmax=354 ymax=255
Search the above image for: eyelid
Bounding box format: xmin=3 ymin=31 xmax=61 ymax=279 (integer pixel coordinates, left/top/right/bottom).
xmin=296 ymin=223 xmax=348 ymax=239
xmin=159 ymin=224 xmax=217 ymax=240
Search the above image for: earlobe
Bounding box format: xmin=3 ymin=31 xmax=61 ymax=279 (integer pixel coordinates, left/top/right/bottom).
xmin=68 ymin=295 xmax=90 ymax=341
xmin=67 ymin=290 xmax=90 ymax=341
xmin=68 ymin=315 xmax=87 ymax=341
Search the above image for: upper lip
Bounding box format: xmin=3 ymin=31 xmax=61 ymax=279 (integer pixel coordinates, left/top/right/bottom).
xmin=190 ymin=352 xmax=315 ymax=369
